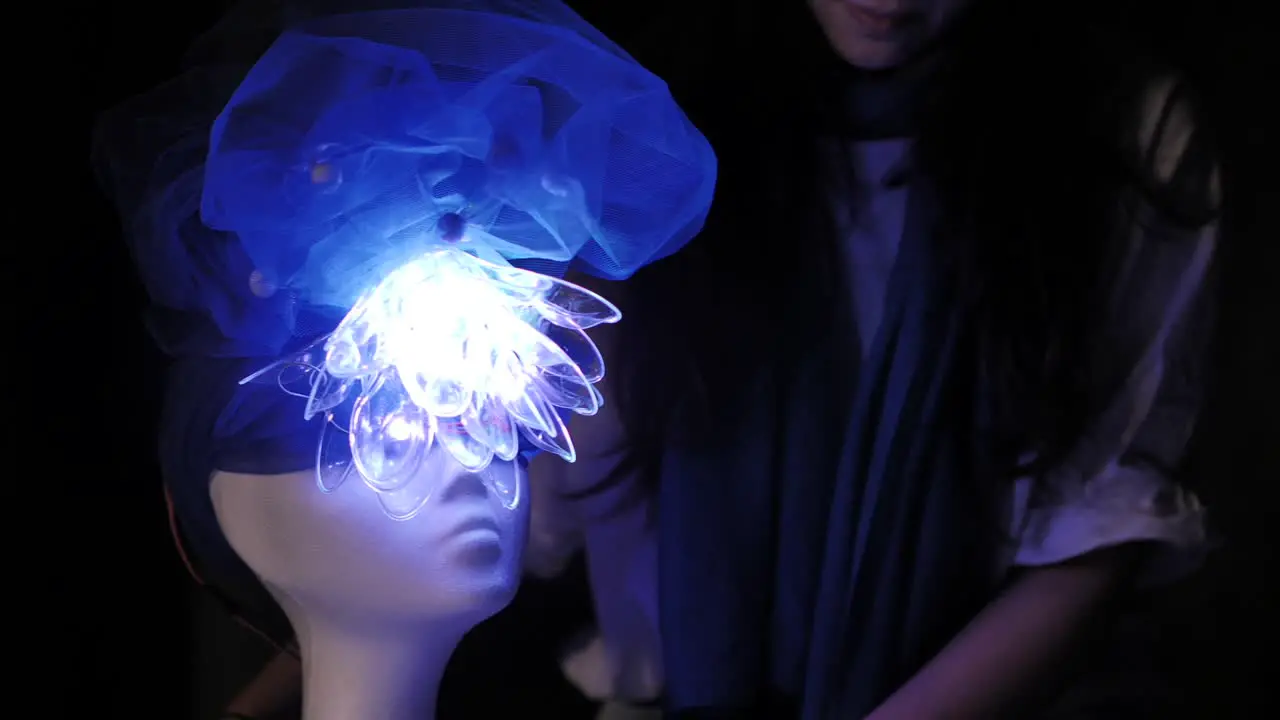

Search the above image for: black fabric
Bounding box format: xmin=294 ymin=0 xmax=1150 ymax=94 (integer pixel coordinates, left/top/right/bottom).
xmin=658 ymin=167 xmax=998 ymax=718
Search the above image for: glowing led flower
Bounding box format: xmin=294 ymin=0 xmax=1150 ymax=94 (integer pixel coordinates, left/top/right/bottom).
xmin=202 ymin=3 xmax=714 ymax=522
xmin=242 ymin=246 xmax=620 ymax=518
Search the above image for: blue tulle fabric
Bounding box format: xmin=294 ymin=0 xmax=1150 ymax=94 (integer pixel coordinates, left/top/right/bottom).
xmin=104 ymin=0 xmax=716 ymax=359
xmin=93 ymin=0 xmax=714 ymax=641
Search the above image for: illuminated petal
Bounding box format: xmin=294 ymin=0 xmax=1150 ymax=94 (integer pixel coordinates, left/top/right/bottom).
xmin=305 ymin=372 xmax=351 ymax=420
xmin=538 ymin=279 xmax=622 ymax=329
xmin=316 ymin=416 xmax=355 ymax=493
xmin=471 ymin=254 xmax=555 ymax=301
xmin=349 ymin=376 xmax=432 ymax=490
xmin=327 ymin=292 xmax=387 ymax=377
xmin=274 ymin=362 xmax=320 ymax=399
xmin=530 ymin=371 xmax=598 ymax=416
xmin=240 ymin=338 xmax=326 ymax=387
xmin=519 ymin=400 xmax=575 ymax=463
xmin=436 ymin=415 xmax=495 ymax=472
xmin=324 ymin=329 xmax=381 ymax=379
xmin=402 ymin=368 xmax=471 ymax=418
xmin=545 ymin=324 xmax=604 ymax=383
xmin=460 ymin=326 xmax=504 ymax=392
xmin=376 ymin=469 xmax=436 ymax=521
xmin=511 ymin=322 xmax=598 ymax=414
xmin=461 ymin=392 xmax=520 ymax=462
xmin=324 ymin=336 xmax=363 ymax=378
xmin=481 ymin=462 xmax=520 ymax=510
xmin=502 ymin=379 xmax=560 ymax=438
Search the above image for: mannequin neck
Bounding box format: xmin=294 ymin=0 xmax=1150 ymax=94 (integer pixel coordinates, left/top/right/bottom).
xmin=290 ymin=602 xmax=464 ymax=720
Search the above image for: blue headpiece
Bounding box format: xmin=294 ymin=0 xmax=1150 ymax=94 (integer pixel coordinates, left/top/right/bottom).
xmin=97 ymin=0 xmax=716 ymax=519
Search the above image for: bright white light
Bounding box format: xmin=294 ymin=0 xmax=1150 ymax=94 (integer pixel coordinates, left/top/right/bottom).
xmin=258 ymin=247 xmax=621 ymax=504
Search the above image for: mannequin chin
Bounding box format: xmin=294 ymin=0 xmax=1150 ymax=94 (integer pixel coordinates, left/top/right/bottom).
xmin=211 ymin=447 xmax=529 ymax=720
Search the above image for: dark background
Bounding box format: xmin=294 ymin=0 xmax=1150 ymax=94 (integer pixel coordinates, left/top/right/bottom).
xmin=39 ymin=0 xmax=1275 ymax=717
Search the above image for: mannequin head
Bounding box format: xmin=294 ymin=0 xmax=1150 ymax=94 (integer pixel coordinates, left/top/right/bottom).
xmin=212 ymin=446 xmax=529 ymax=719
xmin=211 ymin=446 xmax=529 ymax=633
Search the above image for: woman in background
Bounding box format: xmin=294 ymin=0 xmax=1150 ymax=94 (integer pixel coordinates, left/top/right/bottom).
xmin=551 ymin=0 xmax=1223 ymax=718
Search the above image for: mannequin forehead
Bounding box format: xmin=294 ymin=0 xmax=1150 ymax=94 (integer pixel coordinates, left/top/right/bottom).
xmin=211 ymin=449 xmax=529 ymax=623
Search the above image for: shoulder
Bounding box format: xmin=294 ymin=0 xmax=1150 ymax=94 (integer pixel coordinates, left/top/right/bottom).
xmin=1100 ymin=48 xmax=1222 ymax=228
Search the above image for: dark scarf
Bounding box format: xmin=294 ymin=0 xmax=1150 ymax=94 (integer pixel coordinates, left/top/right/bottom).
xmin=658 ymin=59 xmax=1001 ymax=720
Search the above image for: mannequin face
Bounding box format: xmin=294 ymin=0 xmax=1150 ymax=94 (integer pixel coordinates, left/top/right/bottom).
xmin=211 ymin=446 xmax=529 ymax=627
xmin=809 ymin=0 xmax=970 ymax=69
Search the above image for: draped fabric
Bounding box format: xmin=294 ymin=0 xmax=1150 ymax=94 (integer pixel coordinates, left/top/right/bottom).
xmin=653 ymin=47 xmax=1004 ymax=717
xmin=658 ymin=170 xmax=1000 ymax=718
xmin=654 ymin=60 xmax=1218 ymax=717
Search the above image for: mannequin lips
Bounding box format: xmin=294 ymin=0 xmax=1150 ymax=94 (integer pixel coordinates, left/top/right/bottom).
xmin=449 ymin=514 xmax=501 ymax=539
xmin=447 ymin=514 xmax=505 ymax=566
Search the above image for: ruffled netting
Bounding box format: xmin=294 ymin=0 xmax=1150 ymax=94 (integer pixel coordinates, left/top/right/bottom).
xmin=94 ymin=0 xmax=716 ymax=521
xmin=95 ymin=0 xmax=717 ymax=358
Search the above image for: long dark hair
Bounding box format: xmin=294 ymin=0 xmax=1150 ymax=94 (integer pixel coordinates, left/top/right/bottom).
xmin=592 ymin=0 xmax=1218 ymax=498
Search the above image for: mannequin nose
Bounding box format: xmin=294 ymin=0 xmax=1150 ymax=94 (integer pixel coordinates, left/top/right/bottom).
xmin=440 ymin=472 xmax=489 ymax=503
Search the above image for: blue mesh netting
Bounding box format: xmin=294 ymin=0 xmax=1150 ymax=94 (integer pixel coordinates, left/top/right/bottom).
xmin=96 ymin=0 xmax=716 ymax=359
xmin=90 ymin=0 xmax=715 ymax=646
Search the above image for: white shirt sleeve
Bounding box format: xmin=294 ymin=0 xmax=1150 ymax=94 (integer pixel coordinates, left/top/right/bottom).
xmin=1011 ymin=215 xmax=1215 ymax=583
xmin=1011 ymin=70 xmax=1221 ymax=582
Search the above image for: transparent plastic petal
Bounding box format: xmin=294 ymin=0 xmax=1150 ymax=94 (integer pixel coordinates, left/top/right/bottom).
xmin=324 ymin=328 xmax=381 ymax=379
xmin=537 ymin=280 xmax=622 ymax=330
xmin=316 ymin=416 xmax=355 ymax=493
xmin=436 ymin=416 xmax=495 ymax=472
xmin=349 ymin=377 xmax=432 ymax=491
xmin=473 ymin=256 xmax=555 ymax=301
xmin=501 ymin=379 xmax=560 ymax=437
xmin=511 ymin=322 xmax=598 ymax=414
xmin=545 ymin=324 xmax=605 ymax=383
xmin=270 ymin=362 xmax=317 ymax=399
xmin=305 ymin=372 xmax=351 ymax=420
xmin=518 ymin=397 xmax=575 ymax=463
xmin=375 ymin=469 xmax=437 ymax=521
xmin=461 ymin=392 xmax=520 ymax=462
xmin=239 ymin=338 xmax=327 ymax=387
xmin=403 ymin=369 xmax=472 ymax=418
xmin=530 ymin=371 xmax=598 ymax=416
xmin=461 ymin=325 xmax=503 ymax=384
xmin=481 ymin=463 xmax=520 ymax=511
